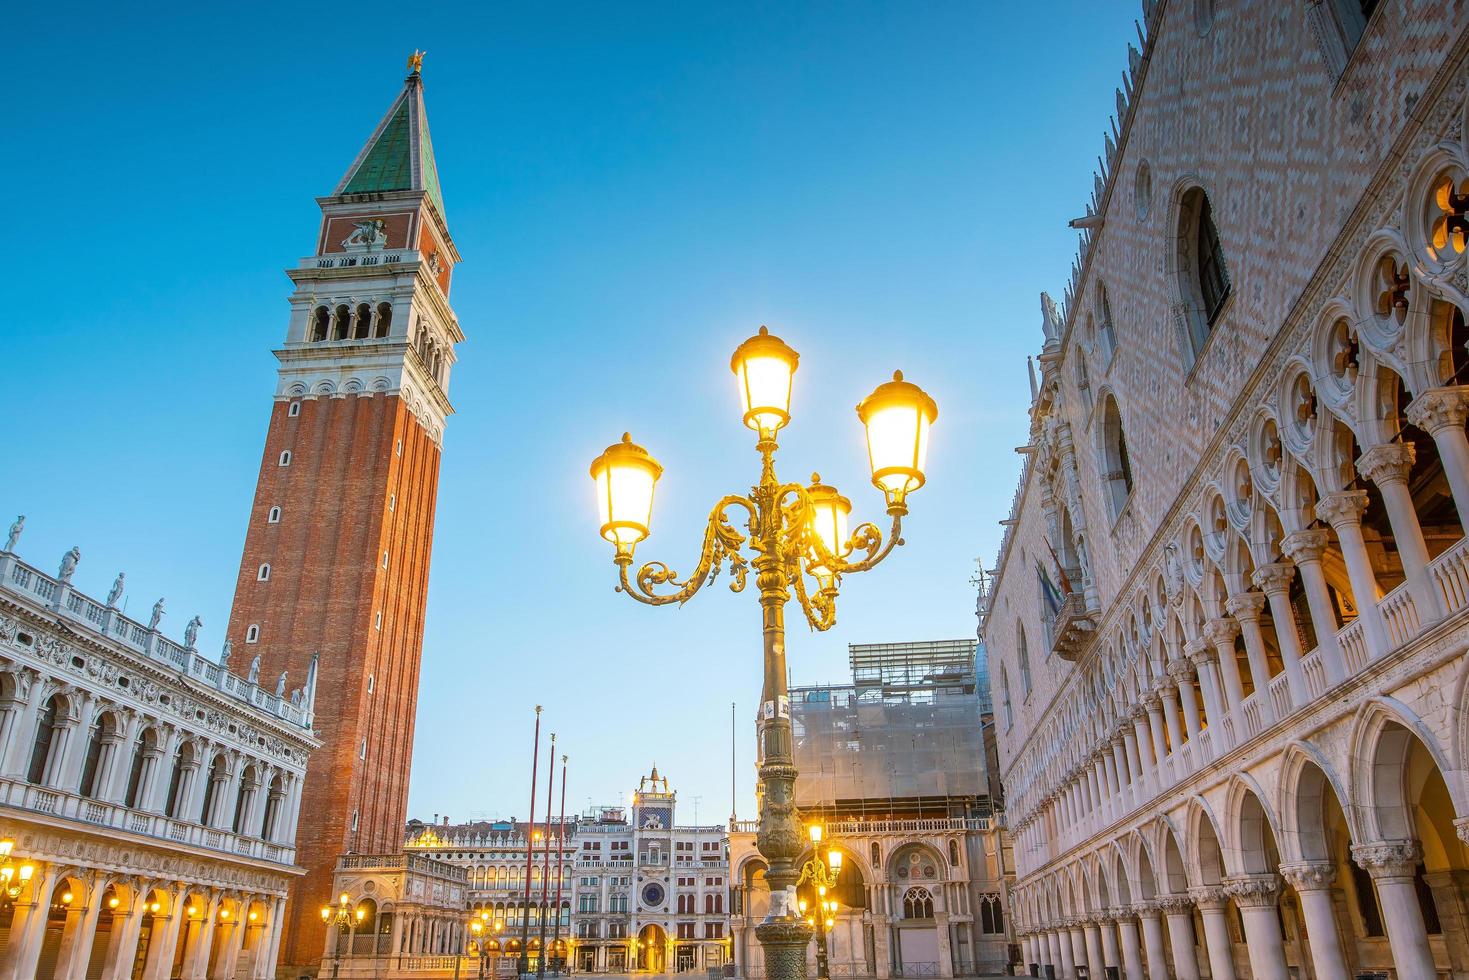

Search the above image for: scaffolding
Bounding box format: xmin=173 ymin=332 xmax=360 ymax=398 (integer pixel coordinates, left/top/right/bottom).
xmin=791 ymin=639 xmax=990 ymax=816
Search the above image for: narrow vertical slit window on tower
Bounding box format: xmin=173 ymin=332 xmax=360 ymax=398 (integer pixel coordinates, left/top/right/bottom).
xmin=257 ymin=564 xmax=271 ymax=582
xmin=351 ymin=810 xmax=359 ymax=832
xmin=367 ymin=674 xmax=375 ymax=694
xmin=359 ymin=738 xmax=367 ymax=760
xmin=375 ymin=610 xmax=382 ymax=630
xmin=288 ymin=401 xmax=301 ymax=418
xmin=396 ymin=438 xmax=403 ymax=457
xmin=278 ymin=450 xmax=291 ymax=467
xmin=388 ymin=493 xmax=396 ymax=512
xmin=382 ymin=551 xmax=389 ymax=569
xmin=246 ymin=625 xmax=259 ymax=644
xmin=267 ymin=506 xmax=281 ymax=524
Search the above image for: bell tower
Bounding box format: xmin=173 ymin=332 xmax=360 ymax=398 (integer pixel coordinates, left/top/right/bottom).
xmin=226 ymin=57 xmax=461 ymax=971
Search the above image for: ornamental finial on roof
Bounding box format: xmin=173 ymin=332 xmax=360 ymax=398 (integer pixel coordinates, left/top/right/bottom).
xmin=407 ymin=50 xmax=425 ymax=74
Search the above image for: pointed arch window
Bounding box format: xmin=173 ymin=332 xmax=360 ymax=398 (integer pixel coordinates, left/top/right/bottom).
xmin=1176 ymin=187 xmax=1231 ymax=363
xmin=999 ymin=666 xmax=1013 ymax=730
xmin=1095 ymin=284 xmax=1117 ymax=363
xmin=1017 ymin=625 xmax=1032 ymax=696
xmin=902 ymin=887 xmax=934 ymax=920
xmin=1099 ymin=394 xmax=1134 ymax=519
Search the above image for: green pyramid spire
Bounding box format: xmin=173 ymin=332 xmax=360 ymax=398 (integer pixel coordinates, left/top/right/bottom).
xmin=335 ymin=69 xmax=446 ymax=219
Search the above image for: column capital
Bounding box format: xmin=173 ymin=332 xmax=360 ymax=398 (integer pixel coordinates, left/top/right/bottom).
xmin=1224 ymin=590 xmax=1267 ymax=621
xmin=1281 ymin=528 xmax=1331 ymax=565
xmin=1154 ymin=893 xmax=1193 ymax=915
xmin=1278 ymin=861 xmax=1337 ymax=891
xmin=1315 ymin=489 xmax=1370 ymax=528
xmin=1454 ymin=816 xmax=1469 ymax=846
xmin=1356 ymin=442 xmax=1417 ymax=488
xmin=1405 ymin=385 xmax=1469 ymax=435
xmin=1142 ymin=691 xmax=1164 ymax=712
xmin=1352 ymin=839 xmax=1423 ymax=877
xmin=1128 ymin=703 xmax=1148 ymax=722
xmin=1187 ymin=886 xmax=1229 ymax=911
xmin=1202 ymin=617 xmax=1241 ymax=646
xmin=1133 ymin=900 xmax=1162 ymax=918
xmin=1251 ymin=562 xmax=1296 ymax=596
xmin=1223 ymin=874 xmax=1280 ymax=908
xmin=1166 ymin=658 xmax=1196 ymax=683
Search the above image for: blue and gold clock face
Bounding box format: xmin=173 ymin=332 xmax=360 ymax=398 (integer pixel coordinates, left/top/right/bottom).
xmin=641 ymin=882 xmax=665 ymax=907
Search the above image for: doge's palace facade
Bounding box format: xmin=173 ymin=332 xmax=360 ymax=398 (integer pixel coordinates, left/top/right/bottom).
xmin=0 ymin=528 xmax=317 ymax=980
xmin=982 ymin=2 xmax=1469 ymax=978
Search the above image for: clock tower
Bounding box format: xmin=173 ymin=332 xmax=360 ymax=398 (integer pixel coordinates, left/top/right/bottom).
xmin=226 ymin=60 xmax=461 ymax=972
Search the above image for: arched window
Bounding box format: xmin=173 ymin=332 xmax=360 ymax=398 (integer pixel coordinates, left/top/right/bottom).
xmin=355 ymin=303 xmax=372 ymax=340
xmin=1329 ymin=0 xmax=1379 ymax=52
xmin=164 ymin=743 xmax=188 ymax=819
xmin=902 ymin=887 xmax=934 ymax=920
xmin=261 ymin=774 xmax=285 ymax=841
xmin=288 ymin=401 xmax=301 ymax=418
xmin=311 ymin=306 xmax=330 ymax=342
xmin=27 ymin=695 xmax=61 ymax=784
xmin=870 ymin=842 xmax=881 ymax=867
xmin=257 ymin=563 xmax=271 ymax=582
xmin=1017 ymin=625 xmax=1032 ymax=696
xmin=245 ymin=624 xmax=260 ymax=643
xmin=267 ymin=506 xmax=281 ymax=524
xmin=1075 ymin=349 xmax=1092 ymax=412
xmin=999 ymin=666 xmax=1013 ymax=730
xmin=1176 ymin=187 xmax=1230 ymax=359
xmin=376 ymin=303 xmax=393 ymax=338
xmin=1095 ymin=284 xmax=1117 ymax=363
xmin=79 ymin=712 xmax=115 ymax=798
xmin=947 ymin=839 xmax=960 ymax=867
xmin=200 ymin=752 xmax=227 ymax=824
xmin=333 ymin=304 xmax=351 ymax=341
xmin=1099 ymin=394 xmax=1134 ymax=518
xmin=278 ymin=450 xmax=291 ymax=467
xmin=979 ymin=894 xmax=1005 ymax=934
xmin=124 ymin=728 xmax=151 ymax=807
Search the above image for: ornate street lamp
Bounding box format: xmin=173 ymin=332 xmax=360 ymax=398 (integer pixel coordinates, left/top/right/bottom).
xmin=471 ymin=912 xmax=505 ymax=980
xmin=320 ymin=892 xmax=364 ymax=978
xmin=589 ymin=326 xmax=937 ymax=980
xmin=797 ymin=825 xmax=844 ymax=980
xmin=0 ymin=838 xmax=35 ymax=910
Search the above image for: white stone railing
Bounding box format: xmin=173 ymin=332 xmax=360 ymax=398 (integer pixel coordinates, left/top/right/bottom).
xmin=1 ymin=556 xmax=310 ymax=730
xmin=1301 ymin=649 xmax=1328 ymax=701
xmin=1268 ymin=673 xmax=1293 ymax=721
xmin=1381 ymin=579 xmax=1421 ymax=646
xmin=0 ymin=776 xmax=295 ymax=866
xmin=1434 ymin=537 xmax=1469 ymax=608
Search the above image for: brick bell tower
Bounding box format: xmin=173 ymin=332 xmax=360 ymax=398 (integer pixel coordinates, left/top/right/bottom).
xmin=226 ymin=57 xmax=461 ymax=972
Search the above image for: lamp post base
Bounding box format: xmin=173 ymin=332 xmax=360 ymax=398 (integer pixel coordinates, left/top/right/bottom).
xmin=756 ymin=918 xmax=814 ymax=980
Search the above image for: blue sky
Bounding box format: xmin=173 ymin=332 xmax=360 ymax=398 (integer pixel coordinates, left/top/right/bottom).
xmin=6 ymin=2 xmax=1136 ymax=824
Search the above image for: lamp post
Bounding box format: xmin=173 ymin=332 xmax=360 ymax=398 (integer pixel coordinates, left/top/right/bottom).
xmin=797 ymin=825 xmax=845 ymax=980
xmin=320 ymin=892 xmax=364 ymax=979
xmin=472 ymin=912 xmax=505 ymax=980
xmin=0 ymin=838 xmax=35 ymax=911
xmin=589 ymin=326 xmax=937 ymax=980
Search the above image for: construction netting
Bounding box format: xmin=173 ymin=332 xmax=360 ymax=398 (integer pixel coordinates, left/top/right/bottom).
xmin=790 ymin=639 xmax=989 ymax=808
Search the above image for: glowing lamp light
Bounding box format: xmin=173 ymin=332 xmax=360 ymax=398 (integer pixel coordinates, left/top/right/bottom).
xmin=0 ymin=838 xmax=13 ymax=858
xmin=249 ymin=911 xmax=258 ymax=922
xmin=61 ymin=891 xmax=73 ymax=904
xmin=856 ymin=371 xmax=938 ymax=515
xmin=828 ymin=848 xmax=843 ymax=874
xmin=320 ymin=907 xmax=331 ymax=921
xmin=807 ymin=823 xmax=823 ymax=845
xmin=805 ymin=476 xmax=850 ymax=586
xmin=356 ymin=907 xmax=366 ymax=922
xmin=108 ymin=897 xmax=120 ymax=909
xmin=150 ymin=902 xmax=161 ymax=914
xmin=187 ymin=907 xmax=199 ymax=918
xmin=590 ymin=434 xmax=663 ymax=557
xmin=221 ymin=909 xmax=230 ymax=920
xmin=731 ymin=326 xmax=799 ymax=438
xmin=340 ymin=893 xmax=350 ymax=906
xmin=18 ymin=865 xmax=33 ymax=883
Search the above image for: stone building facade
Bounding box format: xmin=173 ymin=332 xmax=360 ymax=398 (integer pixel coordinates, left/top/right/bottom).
xmin=224 ymin=60 xmax=464 ymax=972
xmin=569 ymin=769 xmax=730 ymax=975
xmin=403 ymin=815 xmax=574 ymax=970
xmin=0 ymin=529 xmax=316 ymax=979
xmin=981 ymin=2 xmax=1469 ymax=978
xmin=320 ymin=851 xmax=470 ymax=978
xmin=728 ymin=641 xmax=1012 ymax=979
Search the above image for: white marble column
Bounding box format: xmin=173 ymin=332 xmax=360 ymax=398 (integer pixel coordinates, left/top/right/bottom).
xmin=1136 ymin=903 xmax=1168 ymax=980
xmin=1188 ymin=888 xmax=1237 ymax=980
xmin=1224 ymin=592 xmax=1277 ymax=724
xmin=0 ymin=866 xmax=60 ymax=980
xmin=1098 ymin=913 xmax=1121 ymax=975
xmin=1316 ymin=490 xmax=1389 ymax=654
xmin=1406 ymin=386 xmax=1469 ymax=539
xmin=1158 ymin=680 xmax=1184 ymax=752
xmin=1168 ymin=661 xmax=1202 ymax=742
xmin=1252 ymin=563 xmax=1309 ymax=707
xmin=1280 ymin=529 xmax=1346 ymax=683
xmin=1358 ymin=442 xmax=1444 ymax=625
xmin=1225 ymin=875 xmax=1288 ymax=980
xmin=1116 ymin=910 xmax=1145 ymax=980
xmin=1159 ymin=895 xmax=1201 ymax=980
xmin=1354 ymin=840 xmax=1438 ymax=980
xmin=1279 ymin=863 xmax=1348 ymax=979
xmin=1082 ymin=918 xmax=1106 ymax=980
xmin=1202 ymin=617 xmax=1246 ymax=718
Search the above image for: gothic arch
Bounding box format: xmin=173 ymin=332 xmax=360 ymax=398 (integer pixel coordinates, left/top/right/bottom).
xmin=1277 ymin=739 xmax=1362 ymax=864
xmin=1349 ymin=696 xmax=1463 ymax=841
